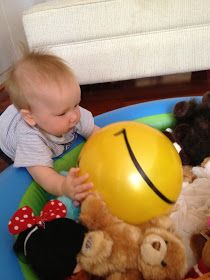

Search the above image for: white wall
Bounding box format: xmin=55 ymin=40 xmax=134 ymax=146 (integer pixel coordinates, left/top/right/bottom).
xmin=0 ymin=0 xmax=47 ymax=83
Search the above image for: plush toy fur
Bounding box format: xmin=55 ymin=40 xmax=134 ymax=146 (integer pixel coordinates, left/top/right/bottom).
xmin=192 ymin=157 xmax=210 ymax=180
xmin=78 ymin=193 xmax=141 ymax=279
xmin=78 ymin=194 xmax=187 ymax=280
xmin=171 ymin=157 xmax=210 ymax=279
xmin=182 ymin=165 xmax=197 ymax=184
xmin=166 ymin=91 xmax=210 ymax=166
xmin=185 ymin=227 xmax=210 ymax=279
xmin=171 ymin=157 xmax=210 ymax=271
xmin=13 ymin=218 xmax=88 ymax=280
xmin=182 ymin=157 xmax=210 ymax=184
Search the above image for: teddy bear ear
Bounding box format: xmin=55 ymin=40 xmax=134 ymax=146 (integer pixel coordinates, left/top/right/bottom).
xmin=81 ymin=231 xmax=113 ymax=259
xmin=202 ymin=91 xmax=210 ymax=108
xmin=173 ymin=100 xmax=196 ymax=118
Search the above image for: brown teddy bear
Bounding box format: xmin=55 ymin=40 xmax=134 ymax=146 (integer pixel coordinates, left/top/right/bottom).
xmin=137 ymin=225 xmax=186 ymax=280
xmin=78 ymin=193 xmax=141 ymax=280
xmin=78 ymin=194 xmax=187 ymax=280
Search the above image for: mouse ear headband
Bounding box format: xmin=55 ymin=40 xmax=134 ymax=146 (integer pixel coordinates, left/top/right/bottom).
xmin=8 ymin=199 xmax=67 ymax=235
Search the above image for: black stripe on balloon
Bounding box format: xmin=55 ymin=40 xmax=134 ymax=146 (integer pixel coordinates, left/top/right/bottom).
xmin=114 ymin=129 xmax=175 ymax=205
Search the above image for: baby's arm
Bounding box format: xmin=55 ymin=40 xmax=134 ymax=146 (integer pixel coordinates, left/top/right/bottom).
xmin=27 ymin=166 xmax=93 ymax=201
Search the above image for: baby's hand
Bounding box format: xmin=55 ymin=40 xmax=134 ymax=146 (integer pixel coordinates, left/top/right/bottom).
xmin=61 ymin=167 xmax=93 ymax=202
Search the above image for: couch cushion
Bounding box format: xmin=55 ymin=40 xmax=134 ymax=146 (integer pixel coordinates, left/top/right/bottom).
xmin=23 ymin=0 xmax=210 ymax=47
xmin=23 ymin=0 xmax=210 ymax=84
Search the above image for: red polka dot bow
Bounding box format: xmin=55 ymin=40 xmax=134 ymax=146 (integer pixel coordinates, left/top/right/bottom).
xmin=8 ymin=200 xmax=67 ymax=234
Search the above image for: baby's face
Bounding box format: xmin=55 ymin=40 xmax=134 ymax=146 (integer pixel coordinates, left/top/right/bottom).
xmin=29 ymin=76 xmax=81 ymax=136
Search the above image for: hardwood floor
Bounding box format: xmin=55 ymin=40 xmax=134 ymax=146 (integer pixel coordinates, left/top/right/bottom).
xmin=80 ymin=71 xmax=210 ymax=116
xmin=0 ymin=71 xmax=210 ymax=172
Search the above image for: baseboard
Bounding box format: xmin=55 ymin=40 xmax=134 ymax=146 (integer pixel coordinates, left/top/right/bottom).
xmin=135 ymin=73 xmax=192 ymax=87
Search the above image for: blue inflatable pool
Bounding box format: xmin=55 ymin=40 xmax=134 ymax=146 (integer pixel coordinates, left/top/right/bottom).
xmin=0 ymin=97 xmax=201 ymax=280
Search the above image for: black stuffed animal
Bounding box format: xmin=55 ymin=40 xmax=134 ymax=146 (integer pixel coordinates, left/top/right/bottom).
xmin=166 ymin=91 xmax=210 ymax=166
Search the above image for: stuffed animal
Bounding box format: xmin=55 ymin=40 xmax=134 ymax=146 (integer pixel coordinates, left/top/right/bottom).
xmin=79 ymin=193 xmax=187 ymax=280
xmin=185 ymin=218 xmax=210 ymax=279
xmin=182 ymin=157 xmax=210 ymax=184
xmin=78 ymin=193 xmax=142 ymax=280
xmin=192 ymin=157 xmax=210 ymax=180
xmin=137 ymin=224 xmax=187 ymax=280
xmin=165 ymin=91 xmax=210 ymax=166
xmin=9 ymin=199 xmax=112 ymax=280
xmin=9 ymin=197 xmax=187 ymax=280
xmin=170 ymin=158 xmax=210 ymax=272
xmin=9 ymin=199 xmax=89 ymax=280
xmin=180 ymin=156 xmax=210 ymax=186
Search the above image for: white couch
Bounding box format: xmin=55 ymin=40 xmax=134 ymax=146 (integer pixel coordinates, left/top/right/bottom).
xmin=23 ymin=0 xmax=210 ymax=85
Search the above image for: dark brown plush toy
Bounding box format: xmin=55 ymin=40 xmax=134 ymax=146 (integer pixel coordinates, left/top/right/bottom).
xmin=185 ymin=218 xmax=210 ymax=279
xmin=166 ymin=91 xmax=210 ymax=166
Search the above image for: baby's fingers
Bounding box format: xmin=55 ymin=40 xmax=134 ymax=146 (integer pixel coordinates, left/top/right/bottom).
xmin=75 ymin=182 xmax=93 ymax=193
xmin=68 ymin=168 xmax=90 ymax=183
xmin=73 ymin=182 xmax=93 ymax=202
xmin=75 ymin=173 xmax=90 ymax=184
xmin=68 ymin=167 xmax=80 ymax=177
xmin=74 ymin=191 xmax=91 ymax=202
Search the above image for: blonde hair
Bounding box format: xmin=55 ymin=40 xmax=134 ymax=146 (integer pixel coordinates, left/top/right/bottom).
xmin=4 ymin=50 xmax=75 ymax=110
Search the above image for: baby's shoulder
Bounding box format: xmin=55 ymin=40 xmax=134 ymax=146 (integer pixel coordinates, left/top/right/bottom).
xmin=0 ymin=105 xmax=21 ymax=133
xmin=0 ymin=104 xmax=17 ymax=120
xmin=16 ymin=120 xmax=41 ymax=138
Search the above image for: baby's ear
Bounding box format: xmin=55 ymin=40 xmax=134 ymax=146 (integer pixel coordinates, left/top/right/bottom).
xmin=20 ymin=109 xmax=36 ymax=126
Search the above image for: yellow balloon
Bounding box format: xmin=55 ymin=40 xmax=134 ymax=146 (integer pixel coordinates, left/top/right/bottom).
xmin=78 ymin=121 xmax=183 ymax=224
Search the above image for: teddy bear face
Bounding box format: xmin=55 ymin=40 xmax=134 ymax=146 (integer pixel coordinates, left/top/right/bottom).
xmin=79 ymin=193 xmax=142 ymax=277
xmin=78 ymin=230 xmax=114 ymax=275
xmin=78 ymin=226 xmax=141 ymax=277
xmin=138 ymin=227 xmax=187 ymax=280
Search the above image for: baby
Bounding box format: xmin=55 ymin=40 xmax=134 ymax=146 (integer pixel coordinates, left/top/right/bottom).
xmin=0 ymin=51 xmax=99 ymax=202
